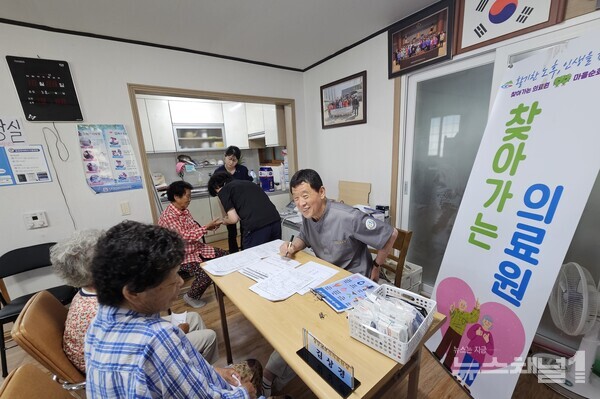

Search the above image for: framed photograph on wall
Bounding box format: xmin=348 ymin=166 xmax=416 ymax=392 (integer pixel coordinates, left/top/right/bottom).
xmin=320 ymin=71 xmax=366 ymax=129
xmin=388 ymin=0 xmax=454 ymax=79
xmin=454 ymin=0 xmax=566 ymax=55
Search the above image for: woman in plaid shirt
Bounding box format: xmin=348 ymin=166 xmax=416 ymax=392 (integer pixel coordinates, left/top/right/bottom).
xmin=158 ymin=180 xmax=225 ymax=308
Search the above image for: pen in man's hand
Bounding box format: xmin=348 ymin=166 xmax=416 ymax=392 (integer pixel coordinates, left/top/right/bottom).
xmin=285 ymin=235 xmax=295 ymax=257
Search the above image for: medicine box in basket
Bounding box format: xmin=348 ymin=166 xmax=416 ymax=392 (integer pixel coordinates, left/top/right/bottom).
xmin=348 ymin=285 xmax=436 ymax=364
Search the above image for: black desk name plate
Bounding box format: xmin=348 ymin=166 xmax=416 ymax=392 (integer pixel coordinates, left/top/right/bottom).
xmin=296 ymin=329 xmax=360 ymax=398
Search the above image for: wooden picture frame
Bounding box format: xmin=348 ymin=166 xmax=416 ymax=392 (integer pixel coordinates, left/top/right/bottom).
xmin=320 ymin=71 xmax=366 ymax=129
xmin=454 ymin=0 xmax=566 ymax=55
xmin=388 ymin=0 xmax=454 ymax=79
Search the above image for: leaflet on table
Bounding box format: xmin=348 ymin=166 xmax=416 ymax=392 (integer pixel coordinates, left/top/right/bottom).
xmin=249 ymin=268 xmax=315 ymax=301
xmin=313 ymin=273 xmax=380 ymax=313
xmin=239 ymin=256 xmax=300 ymax=282
xmin=295 ymin=261 xmax=339 ymax=295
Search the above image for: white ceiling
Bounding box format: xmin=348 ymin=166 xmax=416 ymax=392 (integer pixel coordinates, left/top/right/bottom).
xmin=0 ymin=0 xmax=438 ymax=71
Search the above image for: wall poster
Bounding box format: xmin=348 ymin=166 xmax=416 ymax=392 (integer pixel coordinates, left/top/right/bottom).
xmin=78 ymin=124 xmax=143 ymax=193
xmin=0 ymin=145 xmax=52 ymax=186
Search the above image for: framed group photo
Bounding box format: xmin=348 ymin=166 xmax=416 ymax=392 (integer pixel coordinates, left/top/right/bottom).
xmin=454 ymin=0 xmax=566 ymax=55
xmin=320 ymin=70 xmax=366 ymax=129
xmin=388 ymin=0 xmax=454 ymax=79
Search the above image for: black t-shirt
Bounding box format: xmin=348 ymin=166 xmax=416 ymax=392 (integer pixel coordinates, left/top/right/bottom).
xmin=218 ymin=180 xmax=280 ymax=232
xmin=213 ymin=164 xmax=252 ymax=181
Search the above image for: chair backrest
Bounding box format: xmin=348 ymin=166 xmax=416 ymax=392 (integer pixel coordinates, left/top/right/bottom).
xmin=338 ymin=181 xmax=371 ymax=206
xmin=372 ymin=228 xmax=413 ymax=288
xmin=0 ymin=363 xmax=73 ymax=399
xmin=0 ymin=242 xmax=56 ymax=280
xmin=11 ymin=291 xmax=85 ymax=384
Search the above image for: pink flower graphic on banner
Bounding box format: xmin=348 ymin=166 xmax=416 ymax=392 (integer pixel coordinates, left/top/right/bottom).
xmin=435 ymin=277 xmax=525 ymax=372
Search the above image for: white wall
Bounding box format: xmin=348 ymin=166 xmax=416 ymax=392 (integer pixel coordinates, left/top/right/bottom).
xmin=301 ymin=33 xmax=395 ymax=207
xmin=0 ymin=23 xmax=304 ymax=296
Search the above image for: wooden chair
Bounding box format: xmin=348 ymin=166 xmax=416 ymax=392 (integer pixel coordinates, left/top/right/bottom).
xmin=338 ymin=180 xmax=371 ymax=206
xmin=0 ymin=363 xmax=74 ymax=399
xmin=11 ymin=291 xmax=85 ymax=392
xmin=371 ymin=228 xmax=413 ymax=288
xmin=0 ymin=243 xmax=77 ymax=377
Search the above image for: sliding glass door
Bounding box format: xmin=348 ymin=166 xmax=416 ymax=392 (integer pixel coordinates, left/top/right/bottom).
xmin=398 ymin=54 xmax=495 ymax=287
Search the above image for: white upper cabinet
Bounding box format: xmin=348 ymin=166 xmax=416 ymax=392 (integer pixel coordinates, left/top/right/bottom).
xmin=169 ymin=100 xmax=224 ymax=124
xmin=263 ymin=104 xmax=285 ymax=147
xmin=136 ymin=98 xmax=154 ymax=153
xmin=145 ymin=99 xmax=176 ymax=153
xmin=222 ymin=102 xmax=249 ymax=149
xmin=245 ymin=103 xmax=265 ymax=136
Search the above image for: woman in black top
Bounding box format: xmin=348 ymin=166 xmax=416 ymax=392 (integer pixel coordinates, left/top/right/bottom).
xmin=214 ymin=146 xmax=252 ymax=252
xmin=208 ymin=172 xmax=281 ymax=250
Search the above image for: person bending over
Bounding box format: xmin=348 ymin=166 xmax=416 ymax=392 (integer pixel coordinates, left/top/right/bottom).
xmin=208 ymin=172 xmax=281 ymax=249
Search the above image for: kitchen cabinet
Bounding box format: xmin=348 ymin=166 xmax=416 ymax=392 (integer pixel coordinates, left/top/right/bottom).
xmin=169 ymin=100 xmax=224 ymax=124
xmin=245 ymin=103 xmax=264 ymax=137
xmin=136 ymin=98 xmax=154 ymax=152
xmin=222 ymin=102 xmax=249 ymax=149
xmin=264 ymin=104 xmax=286 ymax=147
xmin=145 ymin=99 xmax=176 ymax=153
xmin=173 ymin=125 xmax=225 ymax=152
xmin=187 ymin=197 xmax=213 ymax=230
xmin=208 ymin=196 xmax=229 ymax=242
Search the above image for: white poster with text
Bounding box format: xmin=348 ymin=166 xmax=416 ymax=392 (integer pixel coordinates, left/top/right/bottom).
xmin=425 ymin=31 xmax=600 ymax=398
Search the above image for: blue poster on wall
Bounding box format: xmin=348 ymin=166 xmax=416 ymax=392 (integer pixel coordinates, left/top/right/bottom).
xmin=0 ymin=145 xmax=52 ymax=186
xmin=77 ymin=124 xmax=143 ymax=194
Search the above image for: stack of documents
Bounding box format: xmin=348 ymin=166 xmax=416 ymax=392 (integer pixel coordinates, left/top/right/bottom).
xmin=204 ymin=240 xmax=339 ymax=302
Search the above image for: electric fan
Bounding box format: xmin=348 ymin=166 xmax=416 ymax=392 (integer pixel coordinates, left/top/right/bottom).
xmin=533 ymin=262 xmax=600 ymax=398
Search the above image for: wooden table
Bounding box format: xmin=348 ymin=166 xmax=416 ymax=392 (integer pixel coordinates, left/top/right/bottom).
xmin=206 ymin=250 xmax=445 ymax=399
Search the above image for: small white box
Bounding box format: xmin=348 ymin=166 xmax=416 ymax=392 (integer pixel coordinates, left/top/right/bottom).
xmin=403 ymin=263 xmax=423 ymax=288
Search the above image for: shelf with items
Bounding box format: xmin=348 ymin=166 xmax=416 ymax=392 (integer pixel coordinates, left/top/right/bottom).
xmin=173 ymin=125 xmax=226 ymax=151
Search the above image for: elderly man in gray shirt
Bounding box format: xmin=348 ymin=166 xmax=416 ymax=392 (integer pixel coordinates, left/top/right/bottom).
xmin=278 ymin=168 xmax=397 ymax=280
xmin=262 ymin=169 xmax=398 ymax=396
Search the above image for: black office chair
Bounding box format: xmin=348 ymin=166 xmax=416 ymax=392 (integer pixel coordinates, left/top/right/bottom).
xmin=0 ymin=243 xmax=78 ymax=377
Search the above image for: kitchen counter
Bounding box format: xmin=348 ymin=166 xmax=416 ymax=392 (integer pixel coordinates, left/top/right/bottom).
xmin=159 ymin=186 xmax=289 ymax=202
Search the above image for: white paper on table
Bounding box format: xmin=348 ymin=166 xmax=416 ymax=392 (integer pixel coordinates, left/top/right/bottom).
xmin=240 ymin=256 xmax=300 ymax=281
xmin=244 ymin=239 xmax=284 ymax=259
xmin=170 ymin=311 xmax=187 ymax=326
xmin=203 ymin=251 xmax=262 ymax=276
xmin=249 ymin=268 xmax=315 ymax=301
xmin=295 ymin=261 xmax=339 ymax=295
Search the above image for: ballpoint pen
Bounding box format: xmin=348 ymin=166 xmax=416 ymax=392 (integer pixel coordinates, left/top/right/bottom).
xmin=285 ymin=235 xmax=295 ymax=257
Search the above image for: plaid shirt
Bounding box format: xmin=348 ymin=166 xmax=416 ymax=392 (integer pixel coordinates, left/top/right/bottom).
xmin=158 ymin=203 xmax=216 ymax=263
xmin=85 ymin=305 xmax=249 ymax=399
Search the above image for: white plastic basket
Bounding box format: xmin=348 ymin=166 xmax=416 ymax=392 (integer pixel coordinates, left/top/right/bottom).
xmin=348 ymin=285 xmax=436 ymax=364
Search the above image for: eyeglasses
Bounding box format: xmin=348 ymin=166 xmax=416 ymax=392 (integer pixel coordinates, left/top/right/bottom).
xmin=225 ymin=156 xmax=238 ymax=162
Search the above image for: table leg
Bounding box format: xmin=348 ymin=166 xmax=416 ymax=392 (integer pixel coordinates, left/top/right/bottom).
xmin=215 ymin=284 xmax=233 ymax=364
xmin=407 ymin=349 xmax=422 ymax=399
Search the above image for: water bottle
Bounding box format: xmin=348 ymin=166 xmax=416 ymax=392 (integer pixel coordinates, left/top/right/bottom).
xmin=249 ymin=169 xmax=259 ymax=185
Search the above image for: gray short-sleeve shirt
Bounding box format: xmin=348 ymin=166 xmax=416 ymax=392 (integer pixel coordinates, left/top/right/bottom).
xmin=298 ymin=200 xmax=394 ymax=276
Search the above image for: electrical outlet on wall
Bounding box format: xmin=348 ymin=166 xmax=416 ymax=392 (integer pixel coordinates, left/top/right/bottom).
xmin=23 ymin=211 xmax=48 ymax=229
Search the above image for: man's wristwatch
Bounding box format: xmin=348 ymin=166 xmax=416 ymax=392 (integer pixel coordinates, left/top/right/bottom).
xmin=372 ymin=259 xmax=381 ymax=268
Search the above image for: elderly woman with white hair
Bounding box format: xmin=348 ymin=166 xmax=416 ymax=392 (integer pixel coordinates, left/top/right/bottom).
xmin=51 ymin=229 xmax=219 ymax=372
